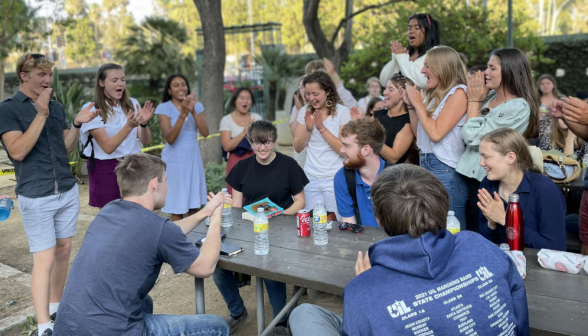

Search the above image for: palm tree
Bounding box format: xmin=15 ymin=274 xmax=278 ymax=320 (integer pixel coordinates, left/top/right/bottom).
xmin=254 ymin=46 xmax=303 ymax=121
xmin=116 ymin=17 xmax=196 ymax=93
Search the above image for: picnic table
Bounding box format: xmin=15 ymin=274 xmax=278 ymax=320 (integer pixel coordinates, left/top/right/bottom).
xmin=187 ymin=208 xmax=588 ymax=336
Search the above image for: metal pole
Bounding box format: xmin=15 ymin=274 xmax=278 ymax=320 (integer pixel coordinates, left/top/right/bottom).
xmin=248 ymin=0 xmax=255 ymax=58
xmin=507 ymin=0 xmax=513 ymax=47
xmin=257 ymin=277 xmax=265 ymax=335
xmin=194 ymin=277 xmax=205 ymax=314
xmin=259 ymin=287 xmax=307 ymax=336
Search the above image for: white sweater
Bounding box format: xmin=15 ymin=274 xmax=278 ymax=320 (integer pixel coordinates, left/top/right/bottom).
xmin=379 ymin=53 xmax=428 ymax=89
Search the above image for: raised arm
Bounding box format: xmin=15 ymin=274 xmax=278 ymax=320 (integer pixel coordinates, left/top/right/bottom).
xmin=314 ymin=112 xmax=344 ymax=154
xmin=407 ymin=85 xmax=467 ymax=143
xmin=63 ymin=102 xmax=101 ymax=153
xmin=293 ymin=108 xmax=313 ymax=153
xmin=90 ymin=113 xmax=141 ymax=154
xmin=379 ymin=124 xmax=414 ymax=163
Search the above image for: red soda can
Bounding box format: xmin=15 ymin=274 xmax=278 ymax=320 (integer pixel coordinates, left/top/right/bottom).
xmin=506 ymin=194 xmax=524 ymax=251
xmin=297 ymin=210 xmax=311 ymax=237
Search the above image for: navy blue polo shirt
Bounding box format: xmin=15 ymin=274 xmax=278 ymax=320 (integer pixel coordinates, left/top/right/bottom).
xmin=0 ymin=91 xmax=75 ymax=198
xmin=334 ymin=158 xmax=386 ymax=227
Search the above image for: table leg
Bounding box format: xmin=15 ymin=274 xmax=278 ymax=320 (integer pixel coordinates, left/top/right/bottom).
xmin=257 ymin=277 xmax=265 ymax=336
xmin=194 ymin=277 xmax=205 ymax=314
xmin=259 ymin=286 xmax=306 ymax=336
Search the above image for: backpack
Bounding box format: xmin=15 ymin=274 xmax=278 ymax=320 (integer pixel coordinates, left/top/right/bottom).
xmin=79 ymin=134 xmax=95 ymax=173
xmin=343 ymin=168 xmax=362 ymax=225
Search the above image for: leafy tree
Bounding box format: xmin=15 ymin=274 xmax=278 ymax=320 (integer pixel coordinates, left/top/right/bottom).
xmin=340 ymin=0 xmax=550 ymax=96
xmin=116 ymin=17 xmax=196 ymax=92
xmin=0 ymin=0 xmax=41 ymax=101
xmin=254 ymin=46 xmax=305 ymax=121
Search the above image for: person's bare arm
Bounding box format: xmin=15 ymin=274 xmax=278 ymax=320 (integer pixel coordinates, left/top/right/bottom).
xmin=314 ymin=112 xmax=344 ymax=154
xmin=341 ymin=215 xmax=357 ymax=224
xmin=293 ymin=111 xmax=313 ymax=153
xmin=284 ymin=191 xmax=305 ymax=215
xmin=379 ymin=124 xmax=414 ymax=163
xmin=221 ymin=129 xmax=249 ymax=152
xmin=558 ymin=98 xmax=588 ymax=141
xmin=407 ymin=108 xmax=418 ymax=137
xmin=465 ymin=72 xmax=489 ymax=121
xmin=184 ymin=192 xmax=225 ymax=278
xmin=158 ymin=114 xmax=185 ymax=145
xmin=232 ymin=190 xmax=244 ymax=208
xmin=193 ymin=110 xmax=209 ymax=137
xmin=413 ymin=89 xmax=467 ymax=142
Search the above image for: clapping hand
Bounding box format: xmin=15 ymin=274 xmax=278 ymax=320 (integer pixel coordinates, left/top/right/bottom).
xmin=125 ymin=111 xmax=142 ymax=128
xmin=467 ymin=71 xmax=489 ymax=102
xmin=304 ymin=109 xmax=315 ymax=131
xmin=74 ymin=102 xmax=100 ymax=125
xmin=562 ymin=97 xmax=588 ymax=125
xmin=204 ymin=191 xmax=227 ymax=218
xmin=136 ymin=101 xmax=154 ymax=125
xmin=477 ymin=188 xmax=506 ymax=226
xmin=390 ymin=40 xmax=407 ymax=55
xmin=180 ymin=93 xmax=196 ymax=119
xmin=355 ymin=251 xmax=371 ymax=276
xmin=314 ymin=110 xmax=326 ymax=133
xmin=551 ymin=100 xmax=564 ymax=119
xmin=350 ymin=107 xmax=364 ymax=120
xmin=405 ymin=84 xmax=424 ymax=112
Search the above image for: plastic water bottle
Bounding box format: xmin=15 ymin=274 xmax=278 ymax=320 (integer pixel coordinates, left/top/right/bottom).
xmin=446 ymin=211 xmax=460 ymax=235
xmin=254 ymin=208 xmax=269 ymax=255
xmin=221 ymin=188 xmax=233 ymax=228
xmin=313 ymin=202 xmax=328 ymax=245
xmin=582 ymin=155 xmax=588 ymax=169
xmin=0 ymin=198 xmax=13 ymax=221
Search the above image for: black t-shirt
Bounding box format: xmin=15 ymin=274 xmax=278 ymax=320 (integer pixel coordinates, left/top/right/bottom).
xmin=374 ymin=109 xmax=411 ymax=164
xmin=226 ymin=152 xmax=309 ymax=209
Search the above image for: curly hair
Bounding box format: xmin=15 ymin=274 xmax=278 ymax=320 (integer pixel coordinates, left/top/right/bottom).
xmin=302 ymin=71 xmax=342 ymax=116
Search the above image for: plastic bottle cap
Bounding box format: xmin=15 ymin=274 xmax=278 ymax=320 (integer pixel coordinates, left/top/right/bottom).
xmin=508 ymin=194 xmax=520 ymax=202
xmin=257 ymin=208 xmax=265 ymax=213
xmin=500 ymin=243 xmax=510 ymax=251
xmin=447 ymin=211 xmax=455 ymax=216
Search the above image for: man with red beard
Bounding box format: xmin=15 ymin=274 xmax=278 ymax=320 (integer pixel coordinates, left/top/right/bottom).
xmin=334 ymin=118 xmax=386 ymax=227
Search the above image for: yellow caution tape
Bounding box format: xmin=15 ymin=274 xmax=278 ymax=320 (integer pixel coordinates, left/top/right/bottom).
xmin=1 ymin=118 xmax=290 ymax=176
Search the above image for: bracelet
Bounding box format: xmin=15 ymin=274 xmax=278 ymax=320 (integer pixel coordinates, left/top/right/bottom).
xmin=72 ymin=122 xmax=82 ymax=129
xmin=319 ymin=128 xmax=328 ymax=134
xmin=140 ymin=123 xmax=149 ymax=128
xmin=37 ymin=113 xmax=48 ymax=118
xmin=178 ymin=115 xmax=186 ymax=120
xmin=305 ymin=127 xmax=312 ymax=132
xmin=468 ymin=100 xmax=483 ymax=103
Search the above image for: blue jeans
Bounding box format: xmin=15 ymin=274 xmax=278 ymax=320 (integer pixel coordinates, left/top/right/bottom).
xmin=213 ymin=268 xmax=287 ymax=323
xmin=420 ymin=153 xmax=468 ymax=230
xmin=140 ymin=295 xmax=229 ymax=336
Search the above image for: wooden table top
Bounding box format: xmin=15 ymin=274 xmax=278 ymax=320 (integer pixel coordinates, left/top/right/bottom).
xmin=187 ymin=208 xmax=588 ymax=335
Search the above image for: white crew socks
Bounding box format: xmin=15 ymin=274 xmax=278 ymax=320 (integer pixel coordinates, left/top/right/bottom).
xmin=38 ymin=322 xmax=53 ymax=333
xmin=49 ymin=302 xmax=59 ymax=316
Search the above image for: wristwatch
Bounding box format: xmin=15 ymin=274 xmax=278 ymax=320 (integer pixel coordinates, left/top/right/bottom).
xmin=72 ymin=122 xmax=82 ymax=129
xmin=140 ymin=123 xmax=149 ymax=128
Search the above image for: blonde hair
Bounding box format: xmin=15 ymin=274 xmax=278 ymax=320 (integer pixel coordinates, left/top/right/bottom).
xmin=365 ymin=77 xmax=380 ymax=89
xmin=16 ymin=54 xmax=55 ymax=85
xmin=423 ymin=46 xmax=468 ymax=115
xmin=480 ymin=128 xmax=541 ymax=174
xmin=305 ymin=59 xmax=324 ymax=75
xmin=550 ymin=117 xmax=584 ymax=150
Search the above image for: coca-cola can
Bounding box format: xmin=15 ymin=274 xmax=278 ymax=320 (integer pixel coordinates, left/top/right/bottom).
xmin=297 ymin=210 xmax=311 ymax=237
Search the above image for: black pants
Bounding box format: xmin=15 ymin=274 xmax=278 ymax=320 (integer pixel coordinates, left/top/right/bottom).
xmin=465 ymin=177 xmax=481 ymax=232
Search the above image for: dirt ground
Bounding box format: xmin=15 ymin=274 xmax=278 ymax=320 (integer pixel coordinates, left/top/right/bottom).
xmin=0 ymin=175 xmax=306 ymax=336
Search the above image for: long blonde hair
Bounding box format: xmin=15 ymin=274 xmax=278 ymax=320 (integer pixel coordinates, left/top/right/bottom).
xmin=481 ymin=128 xmax=541 ymax=174
xmin=423 ymin=46 xmax=468 ymax=115
xmin=550 ymin=117 xmax=584 ymax=150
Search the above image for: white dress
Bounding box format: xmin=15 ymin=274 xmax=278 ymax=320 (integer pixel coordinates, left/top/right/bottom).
xmin=155 ymin=101 xmax=207 ymax=214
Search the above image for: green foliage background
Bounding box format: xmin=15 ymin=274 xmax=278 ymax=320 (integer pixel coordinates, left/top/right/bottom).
xmin=535 ymin=36 xmax=588 ymax=96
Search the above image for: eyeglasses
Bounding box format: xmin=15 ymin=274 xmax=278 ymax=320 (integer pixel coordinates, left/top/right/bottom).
xmin=250 ymin=140 xmax=274 ymax=148
xmin=480 ymin=107 xmax=491 ymax=116
xmin=20 ymin=54 xmax=47 ymax=72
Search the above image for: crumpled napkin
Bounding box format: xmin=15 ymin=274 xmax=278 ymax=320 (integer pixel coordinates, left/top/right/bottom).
xmin=537 ymin=249 xmax=588 ymax=275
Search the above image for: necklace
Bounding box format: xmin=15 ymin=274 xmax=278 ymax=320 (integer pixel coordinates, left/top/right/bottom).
xmin=234 ymin=112 xmax=251 ymax=126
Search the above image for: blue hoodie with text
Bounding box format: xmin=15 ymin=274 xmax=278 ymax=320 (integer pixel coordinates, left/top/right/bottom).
xmin=342 ymin=230 xmax=530 ymax=336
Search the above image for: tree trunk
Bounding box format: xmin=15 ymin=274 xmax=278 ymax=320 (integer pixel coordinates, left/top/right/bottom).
xmin=0 ymin=59 xmax=5 ymax=102
xmin=193 ymin=0 xmax=225 ymax=165
xmin=268 ymin=81 xmax=277 ymax=121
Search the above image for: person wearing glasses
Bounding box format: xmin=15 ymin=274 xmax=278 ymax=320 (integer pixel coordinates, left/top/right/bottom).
xmin=0 ymin=53 xmax=99 ymax=336
xmin=214 ymin=120 xmax=309 ymax=334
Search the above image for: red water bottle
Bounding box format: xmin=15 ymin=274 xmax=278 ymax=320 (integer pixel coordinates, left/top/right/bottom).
xmin=506 ymin=194 xmax=524 ymax=251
